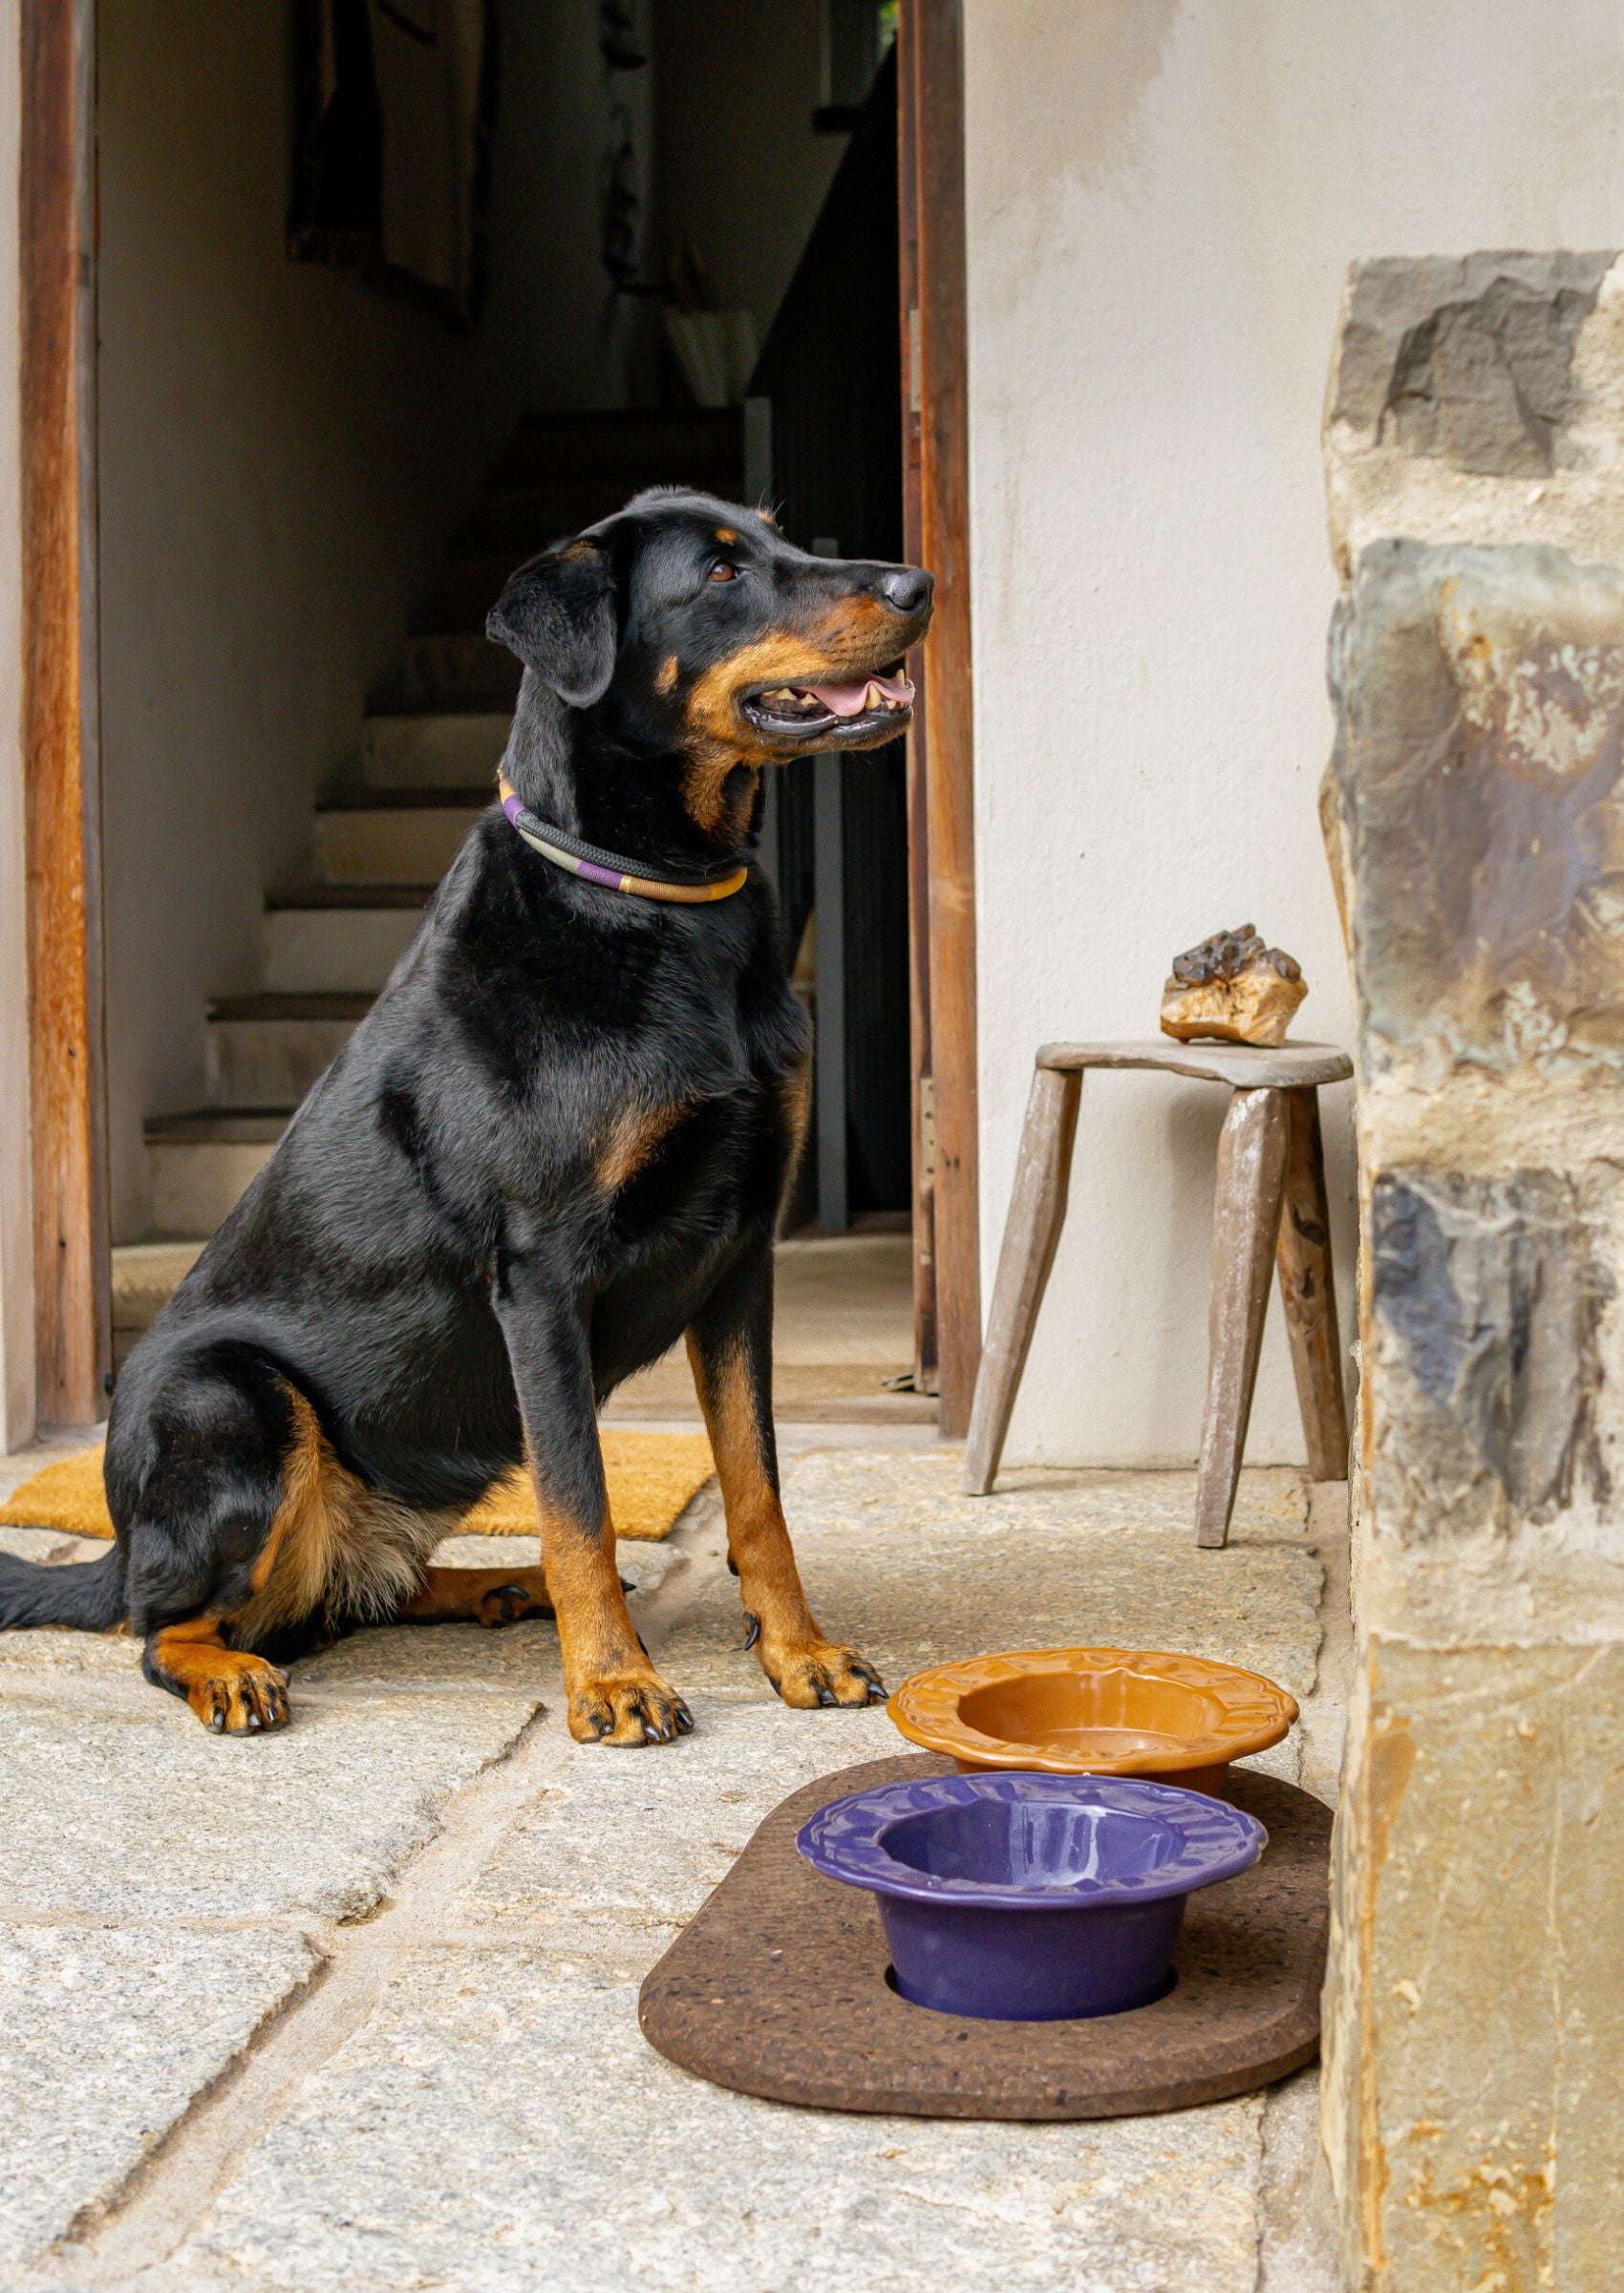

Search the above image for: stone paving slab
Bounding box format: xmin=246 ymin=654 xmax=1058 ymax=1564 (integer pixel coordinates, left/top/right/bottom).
xmin=463 ymin=1693 xmax=900 ymax=1925
xmin=0 ymin=1450 xmax=1333 ymax=2289
xmin=0 ymin=1684 xmax=543 ymax=1924
xmin=0 ymin=1921 xmax=318 ymax=2274
xmin=661 ymin=1453 xmax=1323 ymax=1705
xmin=178 ymin=1935 xmax=1269 ymax=2293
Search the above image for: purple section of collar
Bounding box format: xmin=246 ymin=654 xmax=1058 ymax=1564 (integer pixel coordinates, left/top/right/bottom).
xmin=501 ymin=790 xmax=524 ymax=825
xmin=576 ymin=858 xmax=625 ymax=889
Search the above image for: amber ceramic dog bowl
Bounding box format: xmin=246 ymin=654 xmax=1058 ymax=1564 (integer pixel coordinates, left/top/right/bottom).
xmin=888 ymin=1648 xmax=1298 ymax=1793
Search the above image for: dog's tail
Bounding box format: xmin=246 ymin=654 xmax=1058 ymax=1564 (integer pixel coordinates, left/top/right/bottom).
xmin=0 ymin=1545 xmax=127 ymax=1631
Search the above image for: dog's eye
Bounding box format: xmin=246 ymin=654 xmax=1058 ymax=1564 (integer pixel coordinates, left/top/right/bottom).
xmin=707 ymin=561 xmax=737 ymax=584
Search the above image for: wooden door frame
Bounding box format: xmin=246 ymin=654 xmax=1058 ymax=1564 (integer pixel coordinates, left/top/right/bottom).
xmin=13 ymin=0 xmax=972 ymax=1440
xmin=898 ymin=0 xmax=979 ymax=1435
xmin=21 ymin=0 xmax=110 ymax=1431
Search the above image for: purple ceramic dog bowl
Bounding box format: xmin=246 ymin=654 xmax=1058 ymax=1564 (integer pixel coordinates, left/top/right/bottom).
xmin=797 ymin=1771 xmax=1266 ymax=2021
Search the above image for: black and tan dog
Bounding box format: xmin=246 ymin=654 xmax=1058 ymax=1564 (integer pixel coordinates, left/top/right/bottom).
xmin=0 ymin=491 xmax=932 ymax=1745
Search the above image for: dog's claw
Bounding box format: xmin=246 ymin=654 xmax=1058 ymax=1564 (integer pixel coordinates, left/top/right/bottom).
xmin=726 ymin=1553 xmax=738 ymax=1578
xmin=741 ymin=1611 xmax=759 ymax=1650
xmin=675 ymin=1704 xmax=694 ymax=1734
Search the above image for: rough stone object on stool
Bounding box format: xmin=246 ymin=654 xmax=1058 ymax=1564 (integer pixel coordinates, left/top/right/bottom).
xmin=1160 ymin=923 xmax=1308 ymax=1047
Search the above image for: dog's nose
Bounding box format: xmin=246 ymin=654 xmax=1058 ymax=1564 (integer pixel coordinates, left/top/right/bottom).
xmin=879 ymin=566 xmax=933 ymax=615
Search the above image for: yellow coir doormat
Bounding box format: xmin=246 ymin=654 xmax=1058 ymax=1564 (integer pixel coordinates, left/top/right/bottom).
xmin=2 ymin=1428 xmax=716 ymax=1546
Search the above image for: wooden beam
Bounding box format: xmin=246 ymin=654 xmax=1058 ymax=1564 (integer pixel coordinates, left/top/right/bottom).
xmin=895 ymin=0 xmax=937 ymax=1393
xmin=906 ymin=0 xmax=979 ymax=1434
xmin=22 ymin=0 xmax=109 ymax=1426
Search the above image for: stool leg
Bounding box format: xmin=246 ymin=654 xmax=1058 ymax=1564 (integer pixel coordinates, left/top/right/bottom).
xmin=961 ymin=1065 xmax=1082 ymax=1494
xmin=1195 ymin=1086 xmax=1288 ymax=1550
xmin=1275 ymin=1086 xmax=1349 ymax=1480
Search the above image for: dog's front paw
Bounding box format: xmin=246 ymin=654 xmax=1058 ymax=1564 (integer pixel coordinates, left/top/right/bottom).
xmin=567 ymin=1664 xmax=694 ymax=1747
xmin=760 ymin=1637 xmax=887 ymax=1709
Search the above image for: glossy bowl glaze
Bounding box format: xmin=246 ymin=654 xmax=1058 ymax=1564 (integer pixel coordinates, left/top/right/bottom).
xmin=797 ymin=1770 xmax=1266 ymax=2020
xmin=888 ymin=1647 xmax=1298 ymax=1791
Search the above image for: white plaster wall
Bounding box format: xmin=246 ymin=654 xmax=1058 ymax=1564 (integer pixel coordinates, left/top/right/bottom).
xmin=965 ymin=0 xmax=1624 ymax=1465
xmin=97 ymin=0 xmax=654 ymax=1243
xmin=0 ymin=0 xmax=31 ymax=1450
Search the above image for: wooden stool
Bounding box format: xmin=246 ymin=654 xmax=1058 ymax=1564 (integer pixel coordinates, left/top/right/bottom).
xmin=962 ymin=1039 xmax=1354 ymax=1547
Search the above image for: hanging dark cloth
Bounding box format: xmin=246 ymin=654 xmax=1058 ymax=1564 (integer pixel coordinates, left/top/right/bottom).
xmin=288 ymin=0 xmax=499 ymax=329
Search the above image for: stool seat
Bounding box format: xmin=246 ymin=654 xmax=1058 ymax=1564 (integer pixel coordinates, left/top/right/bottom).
xmin=964 ymin=1038 xmax=1351 ymax=1545
xmin=1036 ymin=1039 xmax=1354 ymax=1088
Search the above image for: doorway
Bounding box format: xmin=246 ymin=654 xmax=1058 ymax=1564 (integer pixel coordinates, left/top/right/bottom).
xmin=18 ymin=0 xmax=977 ymax=1441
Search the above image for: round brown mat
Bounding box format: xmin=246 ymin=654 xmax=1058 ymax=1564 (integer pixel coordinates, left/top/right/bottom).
xmin=638 ymin=1752 xmax=1330 ymax=2119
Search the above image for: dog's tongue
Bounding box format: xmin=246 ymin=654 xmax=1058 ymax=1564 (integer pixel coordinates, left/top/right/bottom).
xmin=804 ymin=671 xmax=914 ymax=718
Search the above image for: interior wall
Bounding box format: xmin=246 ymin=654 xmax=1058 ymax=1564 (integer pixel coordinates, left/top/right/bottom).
xmin=97 ymin=0 xmax=653 ymax=1244
xmin=654 ymin=0 xmax=842 ymax=350
xmin=963 ymin=0 xmax=1624 ymax=1465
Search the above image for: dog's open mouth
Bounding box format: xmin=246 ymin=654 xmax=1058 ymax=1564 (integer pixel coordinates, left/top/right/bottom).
xmin=741 ymin=662 xmax=914 ymax=741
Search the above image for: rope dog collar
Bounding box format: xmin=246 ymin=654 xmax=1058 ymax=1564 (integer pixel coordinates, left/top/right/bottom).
xmin=499 ymin=780 xmax=748 ymax=904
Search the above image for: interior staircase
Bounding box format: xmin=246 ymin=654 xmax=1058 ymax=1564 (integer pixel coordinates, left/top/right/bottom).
xmin=115 ymin=409 xmax=742 ymax=1365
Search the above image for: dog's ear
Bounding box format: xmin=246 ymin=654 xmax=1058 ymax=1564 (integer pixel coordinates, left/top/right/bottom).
xmin=486 ymin=540 xmax=616 ymax=706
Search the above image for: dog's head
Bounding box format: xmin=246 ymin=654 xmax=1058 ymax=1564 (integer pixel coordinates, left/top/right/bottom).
xmin=487 ymin=489 xmax=934 ymax=832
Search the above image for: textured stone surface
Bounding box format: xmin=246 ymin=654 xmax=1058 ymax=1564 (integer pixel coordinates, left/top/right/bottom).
xmin=1370 ymin=1166 xmax=1613 ymax=1533
xmin=1160 ymin=965 xmax=1306 ymax=1047
xmin=1328 ymin=251 xmax=1614 ymax=476
xmin=463 ymin=1694 xmax=899 ymax=1923
xmin=0 ymin=1449 xmax=1339 ymax=2288
xmin=1329 ymin=539 xmax=1624 ymax=1080
xmin=180 ymin=1937 xmax=1270 ymax=2293
xmin=1325 ymin=251 xmax=1624 ymax=575
xmin=0 ymin=1684 xmax=541 ymax=1922
xmin=1321 ymin=257 xmax=1624 ymax=2287
xmin=1326 ymin=1640 xmax=1624 ymax=2293
xmin=660 ymin=1450 xmax=1323 ymax=1706
xmin=0 ymin=1923 xmax=317 ymax=2271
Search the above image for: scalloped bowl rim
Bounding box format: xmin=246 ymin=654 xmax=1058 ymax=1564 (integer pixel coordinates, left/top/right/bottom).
xmin=887 ymin=1645 xmax=1299 ymax=1775
xmin=797 ymin=1769 xmax=1267 ymax=1912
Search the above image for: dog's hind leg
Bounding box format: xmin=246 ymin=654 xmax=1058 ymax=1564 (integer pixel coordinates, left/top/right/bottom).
xmin=400 ymin=1567 xmax=554 ymax=1627
xmin=687 ymin=1243 xmax=886 ymax=1710
xmin=115 ymin=1354 xmax=353 ymax=1736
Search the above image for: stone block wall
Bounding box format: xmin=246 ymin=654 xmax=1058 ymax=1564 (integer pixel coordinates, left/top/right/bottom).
xmin=1321 ymin=255 xmax=1624 ymax=2290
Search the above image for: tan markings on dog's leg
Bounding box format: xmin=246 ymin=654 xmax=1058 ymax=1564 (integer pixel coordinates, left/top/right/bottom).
xmin=541 ymin=1500 xmax=693 ymax=1746
xmin=401 ymin=1565 xmax=554 ymax=1628
xmin=147 ymin=1616 xmax=290 ymax=1735
xmin=597 ymin=1101 xmax=685 ymax=1194
xmin=686 ymin=1335 xmax=884 ymax=1708
xmin=654 ymin=653 xmax=679 ymax=694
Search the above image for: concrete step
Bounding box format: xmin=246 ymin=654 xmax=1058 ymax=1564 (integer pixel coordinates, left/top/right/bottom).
xmin=383 ymin=632 xmax=522 ymax=712
xmin=314 ymin=789 xmax=487 ymax=885
xmin=205 ymin=994 xmax=372 ymax=1106
xmin=455 ymin=478 xmax=645 ymax=554
xmin=359 ymin=709 xmax=510 ymax=790
xmin=262 ymin=890 xmax=428 ymax=993
xmin=144 ymin=1109 xmax=288 ymax=1236
xmin=494 ymin=407 xmax=741 ymax=486
xmin=412 ymin=551 xmax=530 ymax=635
xmin=456 ymin=469 xmax=753 ymax=555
